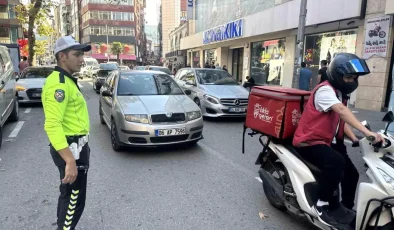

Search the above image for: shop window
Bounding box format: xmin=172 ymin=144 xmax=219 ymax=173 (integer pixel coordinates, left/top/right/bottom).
xmin=250 ymin=39 xmax=285 ymax=85
xmin=304 ymin=29 xmax=357 ymax=87
xmin=10 ymin=27 xmax=18 ymax=43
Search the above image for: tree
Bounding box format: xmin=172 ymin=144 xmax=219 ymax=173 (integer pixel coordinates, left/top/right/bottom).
xmin=15 ymin=0 xmax=56 ymax=66
xmin=111 ymin=42 xmax=124 ymax=63
xmin=34 ymin=40 xmax=48 ymax=63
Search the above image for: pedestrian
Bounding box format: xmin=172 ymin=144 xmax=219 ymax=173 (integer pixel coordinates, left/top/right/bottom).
xmin=299 ymin=62 xmax=312 ymax=91
xmin=42 ymin=36 xmax=91 ymax=230
xmin=318 ymin=60 xmax=329 ymax=84
xmin=18 ymin=56 xmax=29 ymax=74
xmin=243 ymin=76 xmax=255 ymax=89
xmin=222 ymin=65 xmax=228 ymax=72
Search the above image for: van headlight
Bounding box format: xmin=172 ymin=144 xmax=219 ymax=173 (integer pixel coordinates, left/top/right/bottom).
xmin=124 ymin=114 xmax=149 ymax=124
xmin=187 ymin=111 xmax=201 ymax=121
xmin=203 ymin=94 xmax=219 ymax=104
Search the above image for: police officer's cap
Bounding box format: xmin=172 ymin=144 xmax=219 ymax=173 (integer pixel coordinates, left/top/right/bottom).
xmin=54 ymin=36 xmax=91 ymax=55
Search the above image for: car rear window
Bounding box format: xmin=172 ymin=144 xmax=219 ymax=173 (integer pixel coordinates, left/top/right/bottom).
xmin=22 ymin=68 xmax=54 ymax=78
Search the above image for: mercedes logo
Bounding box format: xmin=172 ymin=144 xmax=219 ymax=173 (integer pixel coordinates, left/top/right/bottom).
xmin=234 ymin=99 xmax=240 ymax=106
xmin=166 ymin=112 xmax=173 ymax=118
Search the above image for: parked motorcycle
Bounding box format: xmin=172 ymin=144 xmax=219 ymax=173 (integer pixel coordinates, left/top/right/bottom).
xmin=243 ymin=111 xmax=394 ymax=230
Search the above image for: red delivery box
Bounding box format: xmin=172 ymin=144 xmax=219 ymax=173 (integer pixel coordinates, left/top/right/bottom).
xmin=245 ymin=86 xmax=311 ymax=139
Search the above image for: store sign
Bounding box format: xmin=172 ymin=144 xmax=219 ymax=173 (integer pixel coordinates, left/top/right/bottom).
xmin=363 ymin=15 xmax=391 ymax=59
xmin=187 ymin=0 xmax=193 ymax=20
xmin=203 ymin=19 xmax=243 ymax=45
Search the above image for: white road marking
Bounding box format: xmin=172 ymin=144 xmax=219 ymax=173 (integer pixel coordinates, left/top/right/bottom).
xmin=8 ymin=121 xmax=25 ymax=138
xmin=352 ymin=111 xmax=358 ymax=113
xmin=78 ymin=83 xmax=83 ymax=88
xmin=25 ymin=108 xmax=31 ymax=113
xmin=88 ymin=82 xmax=93 ymax=86
xmin=255 ymin=177 xmax=262 ymax=183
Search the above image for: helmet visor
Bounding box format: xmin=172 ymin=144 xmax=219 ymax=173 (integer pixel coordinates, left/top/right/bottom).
xmin=341 ymin=59 xmax=370 ymax=76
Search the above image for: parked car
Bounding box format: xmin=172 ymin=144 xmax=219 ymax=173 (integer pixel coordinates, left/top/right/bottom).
xmin=16 ymin=66 xmax=54 ymax=103
xmin=119 ymin=65 xmax=130 ymax=70
xmin=134 ymin=66 xmax=145 ymax=70
xmin=92 ymin=62 xmax=119 ymax=93
xmin=99 ymin=70 xmax=203 ymax=151
xmin=0 ymin=45 xmax=19 ymax=148
xmin=145 ymin=66 xmax=172 ymax=75
xmin=174 ymin=68 xmax=249 ymax=117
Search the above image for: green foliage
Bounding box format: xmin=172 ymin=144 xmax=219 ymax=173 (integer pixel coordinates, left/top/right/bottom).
xmin=34 ymin=40 xmax=48 ymax=57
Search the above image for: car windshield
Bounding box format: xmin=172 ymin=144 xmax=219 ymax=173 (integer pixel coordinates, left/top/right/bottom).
xmin=86 ymin=60 xmax=99 ymax=68
xmin=22 ymin=68 xmax=53 ymax=78
xmin=117 ymin=73 xmax=184 ymax=96
xmin=100 ymin=63 xmax=118 ymax=70
xmin=196 ymin=69 xmax=239 ymax=85
xmin=150 ymin=67 xmax=171 ymax=75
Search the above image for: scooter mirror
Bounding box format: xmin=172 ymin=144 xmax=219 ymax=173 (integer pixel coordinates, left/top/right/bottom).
xmin=382 ymin=111 xmax=394 ymax=123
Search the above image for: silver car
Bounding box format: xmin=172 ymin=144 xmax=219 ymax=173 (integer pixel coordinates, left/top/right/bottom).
xmin=175 ymin=68 xmax=249 ymax=117
xmin=99 ymin=70 xmax=203 ymax=151
xmin=16 ymin=66 xmax=54 ymax=103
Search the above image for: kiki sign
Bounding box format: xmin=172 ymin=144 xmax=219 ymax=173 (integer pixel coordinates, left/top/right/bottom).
xmin=203 ymin=19 xmax=244 ymax=45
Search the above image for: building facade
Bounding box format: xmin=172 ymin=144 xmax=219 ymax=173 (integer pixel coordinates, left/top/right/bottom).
xmin=0 ymin=0 xmax=22 ymax=44
xmin=181 ymin=0 xmax=394 ymax=112
xmin=54 ymin=0 xmax=72 ymax=38
xmin=161 ymin=0 xmax=187 ymax=64
xmin=78 ymin=0 xmax=137 ymax=64
xmin=166 ymin=21 xmax=188 ymax=70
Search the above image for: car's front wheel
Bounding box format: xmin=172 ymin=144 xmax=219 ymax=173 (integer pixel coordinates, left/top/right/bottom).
xmin=111 ymin=120 xmax=123 ymax=151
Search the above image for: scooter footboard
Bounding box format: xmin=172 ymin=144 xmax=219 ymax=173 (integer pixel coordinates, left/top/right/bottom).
xmin=356 ymin=183 xmax=394 ymax=230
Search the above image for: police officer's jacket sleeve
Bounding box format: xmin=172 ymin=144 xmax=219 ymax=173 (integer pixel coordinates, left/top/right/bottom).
xmin=43 ymin=80 xmax=69 ymax=151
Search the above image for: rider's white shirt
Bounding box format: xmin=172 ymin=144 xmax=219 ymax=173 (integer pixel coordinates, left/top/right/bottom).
xmin=314 ymin=86 xmax=343 ymax=143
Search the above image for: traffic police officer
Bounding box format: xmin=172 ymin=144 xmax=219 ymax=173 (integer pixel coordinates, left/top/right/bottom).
xmin=42 ymin=36 xmax=91 ymax=230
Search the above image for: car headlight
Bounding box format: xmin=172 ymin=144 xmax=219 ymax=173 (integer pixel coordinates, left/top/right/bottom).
xmin=203 ymin=94 xmax=219 ymax=104
xmin=187 ymin=111 xmax=201 ymax=121
xmin=16 ymin=86 xmax=26 ymax=91
xmin=124 ymin=114 xmax=149 ymax=124
xmin=378 ymin=168 xmax=394 ymax=190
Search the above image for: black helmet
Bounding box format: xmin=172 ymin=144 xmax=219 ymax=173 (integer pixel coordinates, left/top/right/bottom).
xmin=327 ymin=53 xmax=370 ymax=95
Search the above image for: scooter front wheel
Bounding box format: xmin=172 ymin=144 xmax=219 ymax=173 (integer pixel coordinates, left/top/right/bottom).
xmin=262 ymin=162 xmax=287 ymax=211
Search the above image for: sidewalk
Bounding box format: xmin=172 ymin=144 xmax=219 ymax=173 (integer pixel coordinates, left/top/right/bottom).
xmin=351 ymin=108 xmax=387 ymax=136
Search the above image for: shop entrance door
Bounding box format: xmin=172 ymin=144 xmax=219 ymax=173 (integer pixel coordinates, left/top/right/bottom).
xmin=232 ymin=48 xmax=244 ymax=82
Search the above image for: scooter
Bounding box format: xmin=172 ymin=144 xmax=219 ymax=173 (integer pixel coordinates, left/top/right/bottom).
xmin=243 ymin=111 xmax=394 ymax=230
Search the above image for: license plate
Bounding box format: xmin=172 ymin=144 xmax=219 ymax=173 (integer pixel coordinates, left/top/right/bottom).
xmin=155 ymin=128 xmax=186 ymax=136
xmin=33 ymin=93 xmax=41 ymax=97
xmin=229 ymin=107 xmax=246 ymax=113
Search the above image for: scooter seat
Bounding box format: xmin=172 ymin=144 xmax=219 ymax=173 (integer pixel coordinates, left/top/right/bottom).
xmin=284 ymin=144 xmax=322 ymax=177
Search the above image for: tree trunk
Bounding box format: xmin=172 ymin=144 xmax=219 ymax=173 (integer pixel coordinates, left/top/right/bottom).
xmin=27 ymin=0 xmax=44 ymax=66
xmin=117 ymin=54 xmax=120 ymax=64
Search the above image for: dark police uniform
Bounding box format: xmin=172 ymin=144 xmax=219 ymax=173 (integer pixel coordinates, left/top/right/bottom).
xmin=42 ymin=66 xmax=90 ymax=230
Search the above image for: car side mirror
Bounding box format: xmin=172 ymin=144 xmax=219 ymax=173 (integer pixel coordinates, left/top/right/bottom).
xmin=102 ymin=90 xmax=112 ymax=97
xmin=184 ymin=89 xmax=191 ymax=95
xmin=186 ymin=80 xmax=195 ymax=86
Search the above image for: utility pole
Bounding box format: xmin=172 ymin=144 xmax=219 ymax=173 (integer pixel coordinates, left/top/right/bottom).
xmin=292 ymin=0 xmax=307 ymax=89
xmin=106 ymin=24 xmax=109 ymax=62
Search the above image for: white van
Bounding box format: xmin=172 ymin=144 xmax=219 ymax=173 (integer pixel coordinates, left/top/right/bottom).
xmin=0 ymin=45 xmax=19 ymax=147
xmin=78 ymin=57 xmax=99 ymax=79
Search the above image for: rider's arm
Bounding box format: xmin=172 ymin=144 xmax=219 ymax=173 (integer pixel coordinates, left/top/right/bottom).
xmin=332 ymin=103 xmax=375 ymax=137
xmin=344 ymin=124 xmax=358 ymax=143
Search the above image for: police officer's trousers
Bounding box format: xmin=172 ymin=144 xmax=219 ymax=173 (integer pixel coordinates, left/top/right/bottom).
xmin=50 ymin=141 xmax=90 ymax=230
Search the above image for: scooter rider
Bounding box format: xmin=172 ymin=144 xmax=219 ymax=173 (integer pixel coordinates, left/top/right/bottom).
xmin=292 ymin=53 xmax=384 ymax=226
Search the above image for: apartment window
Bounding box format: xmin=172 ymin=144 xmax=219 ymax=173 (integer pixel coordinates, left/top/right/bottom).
xmin=10 ymin=27 xmax=18 ymax=43
xmin=89 ymin=26 xmax=134 ymax=36
xmin=8 ymin=5 xmax=16 ymax=19
xmin=85 ymin=0 xmax=133 ymax=5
